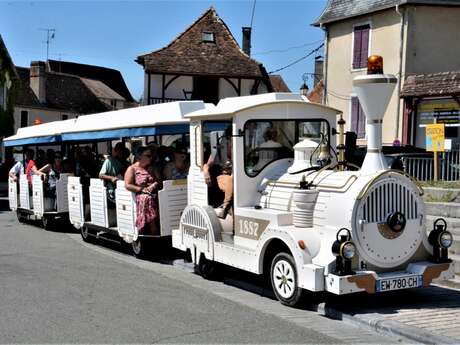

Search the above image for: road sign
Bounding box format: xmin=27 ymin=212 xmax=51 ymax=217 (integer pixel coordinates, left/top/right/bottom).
xmin=426 ymin=123 xmax=445 ymax=152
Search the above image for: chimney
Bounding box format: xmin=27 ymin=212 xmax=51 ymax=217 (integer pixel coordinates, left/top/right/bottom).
xmin=314 ymin=57 xmax=323 ymax=87
xmin=352 ymin=56 xmax=397 ymax=174
xmin=30 ymin=61 xmax=46 ymax=103
xmin=242 ymin=27 xmax=251 ymax=56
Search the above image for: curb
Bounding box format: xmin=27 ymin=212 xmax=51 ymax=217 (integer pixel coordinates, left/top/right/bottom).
xmin=316 ymin=303 xmax=458 ymax=345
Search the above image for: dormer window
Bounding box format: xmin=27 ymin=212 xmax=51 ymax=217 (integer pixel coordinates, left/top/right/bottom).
xmin=202 ymin=32 xmax=215 ymax=43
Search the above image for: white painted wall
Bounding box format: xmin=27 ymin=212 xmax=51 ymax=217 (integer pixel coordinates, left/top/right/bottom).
xmin=13 ymin=107 xmax=78 ymax=134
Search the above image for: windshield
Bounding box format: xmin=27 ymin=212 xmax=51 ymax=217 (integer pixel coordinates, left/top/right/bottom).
xmin=244 ymin=119 xmax=330 ymax=177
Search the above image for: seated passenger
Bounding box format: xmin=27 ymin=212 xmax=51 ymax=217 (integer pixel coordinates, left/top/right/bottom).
xmin=216 ymin=161 xmax=233 ymax=219
xmin=39 ymin=151 xmax=64 ymax=198
xmin=163 ymin=145 xmax=189 ymax=180
xmin=8 ymin=153 xmax=29 ymax=182
xmin=99 ymin=142 xmax=126 ymax=204
xmin=124 ymin=146 xmax=162 ymax=235
xmin=24 ymin=149 xmax=46 ymax=187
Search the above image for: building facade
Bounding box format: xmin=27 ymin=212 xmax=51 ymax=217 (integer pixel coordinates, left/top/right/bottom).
xmin=136 ymin=7 xmax=273 ymax=105
xmin=314 ymin=0 xmax=460 ymax=149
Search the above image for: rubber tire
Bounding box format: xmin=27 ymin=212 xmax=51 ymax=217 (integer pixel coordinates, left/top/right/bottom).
xmin=195 ymin=255 xmax=218 ymax=280
xmin=16 ymin=210 xmax=26 ymax=223
xmin=42 ymin=216 xmax=53 ymax=230
xmin=80 ymin=226 xmax=94 ymax=243
xmin=270 ymin=252 xmax=304 ymax=307
xmin=132 ymin=238 xmax=148 ymax=258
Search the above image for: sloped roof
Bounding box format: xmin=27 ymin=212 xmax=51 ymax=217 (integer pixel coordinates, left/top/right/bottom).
xmin=81 ymin=78 xmax=125 ymax=101
xmin=314 ymin=0 xmax=460 ymax=26
xmin=15 ymin=66 xmax=109 ymax=114
xmin=136 ymin=7 xmax=265 ymax=78
xmin=0 ymin=35 xmax=19 ymax=80
xmin=269 ymin=75 xmax=291 ymax=92
xmin=401 ymin=72 xmax=460 ymax=97
xmin=47 ymin=59 xmax=134 ymax=102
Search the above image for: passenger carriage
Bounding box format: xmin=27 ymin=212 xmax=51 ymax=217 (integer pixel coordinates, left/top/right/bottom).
xmin=5 ymin=119 xmax=76 ymax=228
xmin=173 ymin=57 xmax=455 ymax=306
xmin=59 ymin=101 xmax=207 ymax=256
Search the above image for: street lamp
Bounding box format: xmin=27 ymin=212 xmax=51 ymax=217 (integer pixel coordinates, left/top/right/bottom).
xmin=300 ymin=82 xmax=309 ymax=97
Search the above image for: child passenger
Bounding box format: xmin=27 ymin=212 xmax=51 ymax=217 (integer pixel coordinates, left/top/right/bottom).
xmin=124 ymin=146 xmax=162 ymax=235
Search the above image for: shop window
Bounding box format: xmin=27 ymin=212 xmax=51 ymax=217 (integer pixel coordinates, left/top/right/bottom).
xmin=353 ymin=24 xmax=370 ymax=69
xmin=351 ymin=97 xmax=366 ymax=138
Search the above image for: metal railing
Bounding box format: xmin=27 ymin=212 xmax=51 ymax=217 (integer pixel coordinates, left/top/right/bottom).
xmin=149 ymin=97 xmax=186 ymax=104
xmin=401 ymin=150 xmax=460 ymax=181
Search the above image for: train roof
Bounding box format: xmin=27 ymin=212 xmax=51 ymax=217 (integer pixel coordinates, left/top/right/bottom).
xmin=4 ymin=119 xmax=78 ymax=146
xmin=184 ymin=93 xmax=342 ymax=119
xmin=4 ymin=101 xmax=206 ymax=146
xmin=61 ymin=101 xmax=204 ymax=141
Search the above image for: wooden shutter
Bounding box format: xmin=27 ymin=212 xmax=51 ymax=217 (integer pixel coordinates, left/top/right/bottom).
xmin=352 ymin=30 xmax=362 ymax=69
xmin=357 ymin=100 xmax=366 ymax=138
xmin=359 ymin=26 xmax=370 ymax=68
xmin=351 ymin=97 xmax=359 ymax=133
xmin=353 ymin=25 xmax=370 ymax=69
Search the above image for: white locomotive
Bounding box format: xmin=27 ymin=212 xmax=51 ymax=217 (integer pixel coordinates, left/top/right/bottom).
xmin=173 ymin=56 xmax=455 ymax=306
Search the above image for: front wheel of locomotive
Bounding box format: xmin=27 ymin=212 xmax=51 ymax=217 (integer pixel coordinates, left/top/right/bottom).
xmin=270 ymin=253 xmax=304 ymax=307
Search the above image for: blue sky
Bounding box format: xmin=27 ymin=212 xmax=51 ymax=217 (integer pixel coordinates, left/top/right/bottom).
xmin=1 ymin=0 xmax=328 ymax=101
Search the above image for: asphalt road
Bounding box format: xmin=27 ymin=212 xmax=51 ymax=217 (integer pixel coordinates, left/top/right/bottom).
xmin=0 ymin=198 xmax=402 ymax=343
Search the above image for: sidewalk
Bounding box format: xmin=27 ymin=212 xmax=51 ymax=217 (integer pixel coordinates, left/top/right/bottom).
xmin=318 ymin=284 xmax=460 ymax=344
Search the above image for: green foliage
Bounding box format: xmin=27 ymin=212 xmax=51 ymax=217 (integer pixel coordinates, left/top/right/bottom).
xmin=0 ymin=67 xmax=16 ymax=138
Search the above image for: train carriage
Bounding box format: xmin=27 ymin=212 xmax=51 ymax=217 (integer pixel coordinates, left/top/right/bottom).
xmin=173 ymin=57 xmax=455 ymax=306
xmin=4 ymin=119 xmax=76 ymax=227
xmin=58 ymin=101 xmax=207 ymax=256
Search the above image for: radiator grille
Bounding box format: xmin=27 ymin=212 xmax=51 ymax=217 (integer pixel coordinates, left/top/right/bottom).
xmin=362 ymin=181 xmax=419 ymax=223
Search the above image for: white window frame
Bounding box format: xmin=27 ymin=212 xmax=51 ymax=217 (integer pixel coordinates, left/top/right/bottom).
xmin=351 ymin=20 xmax=372 ymax=72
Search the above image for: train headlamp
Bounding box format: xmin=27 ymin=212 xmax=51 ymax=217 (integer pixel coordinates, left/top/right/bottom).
xmin=341 ymin=242 xmax=356 ymax=260
xmin=439 ymin=231 xmax=453 ymax=249
xmin=331 ymin=228 xmax=356 ymax=276
xmin=429 ymin=218 xmax=451 ymax=263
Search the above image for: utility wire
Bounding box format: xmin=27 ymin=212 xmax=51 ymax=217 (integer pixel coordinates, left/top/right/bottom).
xmin=253 ymin=39 xmax=323 ymax=56
xmin=268 ymin=43 xmax=324 ymax=74
xmin=250 ymin=0 xmax=257 ymax=28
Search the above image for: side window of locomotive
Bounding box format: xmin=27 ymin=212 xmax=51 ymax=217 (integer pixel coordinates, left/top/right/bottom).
xmin=244 ymin=119 xmax=330 ymax=177
xmin=202 ymin=121 xmax=232 ymax=168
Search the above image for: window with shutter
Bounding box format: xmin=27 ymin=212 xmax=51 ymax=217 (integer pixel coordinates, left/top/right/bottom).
xmin=353 ymin=24 xmax=370 ymax=69
xmin=351 ymin=97 xmax=366 ymax=139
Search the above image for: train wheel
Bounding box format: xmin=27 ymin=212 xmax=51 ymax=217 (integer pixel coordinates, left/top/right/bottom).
xmin=81 ymin=226 xmax=94 ymax=243
xmin=270 ymin=253 xmax=304 ymax=307
xmin=16 ymin=210 xmax=26 ymax=223
xmin=195 ymin=255 xmax=217 ymax=280
xmin=132 ymin=238 xmax=148 ymax=258
xmin=41 ymin=216 xmax=53 ymax=230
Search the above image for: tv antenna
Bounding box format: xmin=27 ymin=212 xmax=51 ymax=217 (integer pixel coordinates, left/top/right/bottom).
xmin=39 ymin=28 xmax=56 ymax=61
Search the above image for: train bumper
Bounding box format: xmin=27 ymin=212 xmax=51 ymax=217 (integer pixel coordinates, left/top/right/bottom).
xmin=325 ymin=261 xmax=455 ymax=295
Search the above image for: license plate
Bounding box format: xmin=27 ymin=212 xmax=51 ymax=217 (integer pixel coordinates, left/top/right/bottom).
xmin=376 ymin=275 xmax=423 ymax=292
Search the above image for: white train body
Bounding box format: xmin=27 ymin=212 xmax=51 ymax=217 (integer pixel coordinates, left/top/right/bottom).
xmin=172 ymin=91 xmax=454 ymax=303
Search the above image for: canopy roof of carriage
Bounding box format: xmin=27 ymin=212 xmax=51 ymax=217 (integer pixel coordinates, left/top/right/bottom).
xmin=4 ymin=101 xmax=206 ymax=147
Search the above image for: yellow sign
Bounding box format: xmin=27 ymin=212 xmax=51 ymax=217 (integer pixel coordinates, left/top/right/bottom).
xmin=426 ymin=124 xmax=445 ymax=152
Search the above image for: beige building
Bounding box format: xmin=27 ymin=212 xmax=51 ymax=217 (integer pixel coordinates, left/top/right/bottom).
xmin=314 ymin=0 xmax=460 ymax=148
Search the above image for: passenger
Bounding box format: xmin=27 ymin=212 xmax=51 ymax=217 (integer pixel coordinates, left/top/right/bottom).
xmin=39 ymin=151 xmax=64 ymax=198
xmin=76 ymin=146 xmax=98 ymax=178
xmin=99 ymin=142 xmax=126 ymax=204
xmin=8 ymin=151 xmax=30 ymax=182
xmin=35 ymin=149 xmax=46 ymax=169
xmin=163 ymin=145 xmax=189 ymax=180
xmin=45 ymin=149 xmax=55 ymax=165
xmin=157 ymin=145 xmax=174 ymax=179
xmin=216 ymin=160 xmax=233 ymax=219
xmin=124 ymin=146 xmax=161 ymax=235
xmin=203 ymin=126 xmax=233 ymax=214
xmin=122 ymin=147 xmax=132 ymax=172
xmin=24 ymin=149 xmax=46 ymax=186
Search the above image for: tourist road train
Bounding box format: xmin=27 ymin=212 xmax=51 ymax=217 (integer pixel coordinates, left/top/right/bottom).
xmin=5 ymin=56 xmax=455 ymax=306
